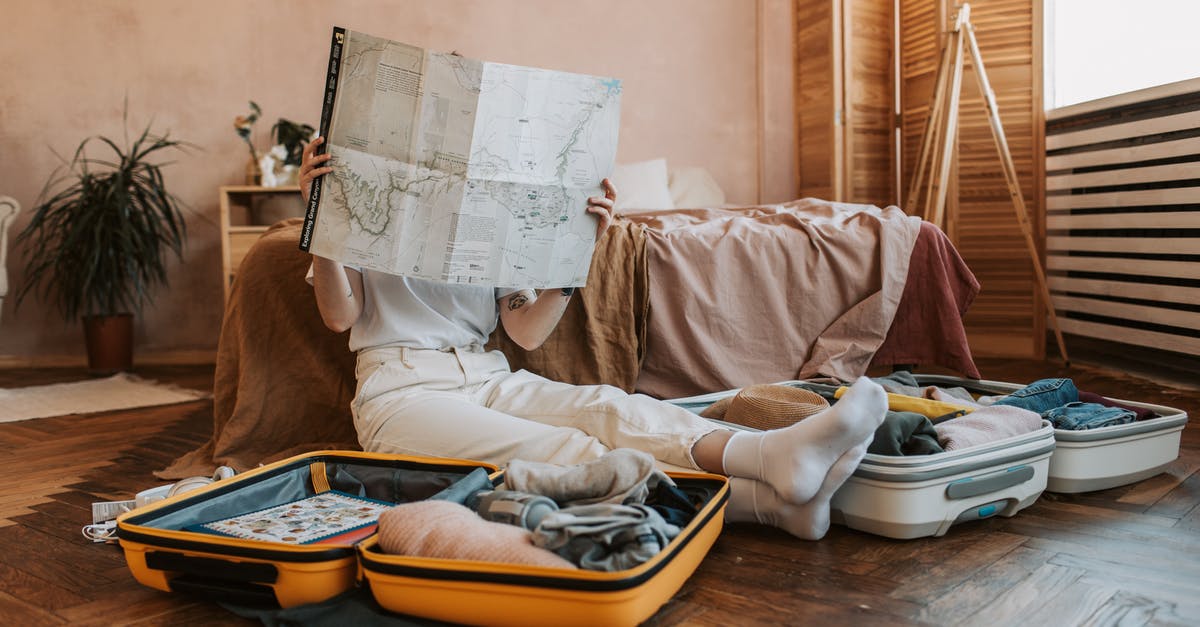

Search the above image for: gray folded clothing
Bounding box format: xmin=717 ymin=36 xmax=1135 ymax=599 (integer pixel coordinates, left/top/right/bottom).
xmin=869 ymin=411 xmax=944 ymax=456
xmin=504 ymin=448 xmax=674 ymax=506
xmin=532 ymin=503 xmax=680 ymax=571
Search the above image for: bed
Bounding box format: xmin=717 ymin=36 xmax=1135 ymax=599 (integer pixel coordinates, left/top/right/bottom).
xmin=160 ymin=198 xmax=979 ymax=479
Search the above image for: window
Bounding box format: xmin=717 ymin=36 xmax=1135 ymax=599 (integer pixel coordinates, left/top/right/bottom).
xmin=1046 ymin=0 xmax=1200 ymax=109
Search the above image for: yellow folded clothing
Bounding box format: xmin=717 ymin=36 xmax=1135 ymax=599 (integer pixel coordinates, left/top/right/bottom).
xmin=834 ymin=387 xmax=974 ymax=418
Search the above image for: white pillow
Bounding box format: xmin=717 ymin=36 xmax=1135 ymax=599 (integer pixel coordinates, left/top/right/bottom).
xmin=668 ymin=166 xmax=726 ymax=208
xmin=609 ymin=158 xmax=674 ymax=212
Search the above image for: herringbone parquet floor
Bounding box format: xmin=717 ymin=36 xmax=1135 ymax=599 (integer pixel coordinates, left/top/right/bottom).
xmin=0 ymin=359 xmax=1196 ymax=625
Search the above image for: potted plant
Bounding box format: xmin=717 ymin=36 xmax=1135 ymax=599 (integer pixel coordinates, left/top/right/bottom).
xmin=253 ymin=116 xmax=316 ymax=224
xmin=16 ymin=115 xmax=189 ymax=374
xmin=271 ymin=118 xmax=316 ymax=168
xmin=257 ymin=117 xmax=315 ymax=188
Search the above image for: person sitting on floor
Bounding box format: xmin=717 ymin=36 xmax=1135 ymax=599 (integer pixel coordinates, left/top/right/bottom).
xmin=301 ymin=137 xmax=887 ymax=541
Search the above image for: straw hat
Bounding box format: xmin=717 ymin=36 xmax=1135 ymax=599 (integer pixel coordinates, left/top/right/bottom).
xmin=703 ymin=384 xmax=831 ymax=431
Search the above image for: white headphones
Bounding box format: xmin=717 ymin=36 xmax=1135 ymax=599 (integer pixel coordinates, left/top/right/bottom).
xmin=85 ymin=466 xmax=241 ymax=543
xmin=164 ymin=466 xmax=238 ymax=498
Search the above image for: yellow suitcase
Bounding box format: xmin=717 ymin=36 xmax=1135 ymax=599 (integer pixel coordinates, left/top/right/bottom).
xmin=117 ymin=450 xmax=497 ymax=608
xmin=358 ymin=469 xmax=728 ymax=627
xmin=117 ymin=450 xmax=728 ymax=625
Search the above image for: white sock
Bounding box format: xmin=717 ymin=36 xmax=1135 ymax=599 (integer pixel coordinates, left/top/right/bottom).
xmin=725 ymin=444 xmax=866 ymax=540
xmin=722 ymin=377 xmax=886 ymax=505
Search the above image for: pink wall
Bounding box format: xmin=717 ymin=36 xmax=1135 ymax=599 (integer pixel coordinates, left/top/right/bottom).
xmin=0 ymin=0 xmax=795 ymax=364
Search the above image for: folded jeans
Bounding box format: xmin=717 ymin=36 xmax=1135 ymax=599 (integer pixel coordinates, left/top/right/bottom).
xmin=1041 ymin=401 xmax=1135 ymax=430
xmin=993 ymin=378 xmax=1078 ymax=414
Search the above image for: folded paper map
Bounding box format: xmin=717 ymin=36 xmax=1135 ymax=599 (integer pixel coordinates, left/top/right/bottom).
xmin=301 ymin=27 xmax=623 ymax=288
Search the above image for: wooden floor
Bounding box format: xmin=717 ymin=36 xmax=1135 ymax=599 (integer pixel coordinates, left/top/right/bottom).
xmin=0 ymin=358 xmax=1196 ymax=625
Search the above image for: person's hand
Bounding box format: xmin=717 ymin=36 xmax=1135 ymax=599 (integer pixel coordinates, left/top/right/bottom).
xmin=586 ymin=178 xmax=618 ymax=240
xmin=299 ymin=136 xmax=334 ymax=204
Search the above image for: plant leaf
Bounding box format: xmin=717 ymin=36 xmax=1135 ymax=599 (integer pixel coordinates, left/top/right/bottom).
xmin=15 ymin=111 xmax=189 ymax=320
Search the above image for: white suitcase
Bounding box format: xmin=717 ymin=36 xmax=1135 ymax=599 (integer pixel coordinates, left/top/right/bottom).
xmin=667 ymin=382 xmax=1056 ymax=540
xmin=913 ymin=374 xmax=1188 ymax=494
xmin=827 ymin=424 xmax=1053 ymax=539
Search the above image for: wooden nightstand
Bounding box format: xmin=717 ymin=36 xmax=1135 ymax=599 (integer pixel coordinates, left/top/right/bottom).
xmin=219 ymin=185 xmax=303 ymax=302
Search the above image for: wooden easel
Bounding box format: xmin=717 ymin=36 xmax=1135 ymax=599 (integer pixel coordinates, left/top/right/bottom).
xmin=906 ymin=3 xmax=1070 ymax=365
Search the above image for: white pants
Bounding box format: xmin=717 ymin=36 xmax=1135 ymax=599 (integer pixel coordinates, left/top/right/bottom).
xmin=352 ymin=346 xmax=720 ymax=471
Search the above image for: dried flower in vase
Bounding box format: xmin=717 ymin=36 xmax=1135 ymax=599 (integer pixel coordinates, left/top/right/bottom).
xmin=234 ymin=101 xmax=262 ymax=165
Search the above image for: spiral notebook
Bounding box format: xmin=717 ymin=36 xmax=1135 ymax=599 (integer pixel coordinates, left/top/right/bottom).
xmin=185 ymin=490 xmax=394 ymax=545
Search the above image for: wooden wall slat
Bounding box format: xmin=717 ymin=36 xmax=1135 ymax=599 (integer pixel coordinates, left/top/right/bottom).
xmin=1046 ymin=209 xmax=1200 ymax=228
xmin=1058 ymin=319 xmax=1200 ymax=356
xmin=1046 ymin=256 xmax=1200 ymax=280
xmin=1047 ymin=275 xmax=1200 ymax=307
xmin=1048 ymin=75 xmax=1200 ymax=120
xmin=1046 ymin=137 xmax=1200 ymax=171
xmin=1051 ymin=295 xmax=1200 ymax=332
xmin=1047 ymin=187 xmax=1200 ymax=211
xmin=1046 ymin=162 xmax=1200 ymax=190
xmin=1047 ymin=109 xmax=1200 ymax=150
xmin=1046 ymin=236 xmax=1200 ymax=255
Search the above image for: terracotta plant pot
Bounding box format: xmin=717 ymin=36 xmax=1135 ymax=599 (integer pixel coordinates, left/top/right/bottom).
xmin=83 ymin=313 xmax=134 ymax=375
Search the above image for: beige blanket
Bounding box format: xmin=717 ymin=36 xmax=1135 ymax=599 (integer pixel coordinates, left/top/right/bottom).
xmin=159 ymin=220 xmax=360 ymax=479
xmin=624 ymin=199 xmax=921 ymax=399
xmin=487 ymin=219 xmax=649 ymax=390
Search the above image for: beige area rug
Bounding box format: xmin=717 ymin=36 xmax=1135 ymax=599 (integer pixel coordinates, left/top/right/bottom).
xmin=0 ymin=373 xmax=210 ymax=424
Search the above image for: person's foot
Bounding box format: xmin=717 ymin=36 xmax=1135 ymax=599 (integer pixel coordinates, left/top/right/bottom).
xmin=726 ymin=443 xmax=866 ymax=540
xmin=722 ymin=377 xmax=886 ymax=505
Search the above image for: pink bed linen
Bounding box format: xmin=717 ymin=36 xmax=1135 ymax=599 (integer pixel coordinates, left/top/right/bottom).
xmin=624 ymin=199 xmax=922 ymax=399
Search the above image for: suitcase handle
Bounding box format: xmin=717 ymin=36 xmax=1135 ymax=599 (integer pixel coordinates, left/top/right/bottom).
xmin=944 ymin=465 xmax=1035 ymax=499
xmin=146 ymin=550 xmax=279 ymax=584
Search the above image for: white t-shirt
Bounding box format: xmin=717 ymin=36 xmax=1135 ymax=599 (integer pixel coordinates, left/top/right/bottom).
xmin=307 ymin=264 xmax=524 ymax=352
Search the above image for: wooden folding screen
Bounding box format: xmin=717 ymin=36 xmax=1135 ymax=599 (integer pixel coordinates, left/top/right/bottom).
xmin=795 ymin=0 xmax=895 ymax=206
xmin=797 ymin=0 xmax=1045 ymax=358
xmin=900 ymin=0 xmax=1044 ymax=358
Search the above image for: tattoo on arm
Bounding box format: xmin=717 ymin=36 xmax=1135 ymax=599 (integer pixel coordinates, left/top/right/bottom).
xmin=507 ymin=293 xmax=530 ymax=311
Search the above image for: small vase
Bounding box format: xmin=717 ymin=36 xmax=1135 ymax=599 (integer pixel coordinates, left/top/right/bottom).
xmin=245 ymin=158 xmax=262 ymax=186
